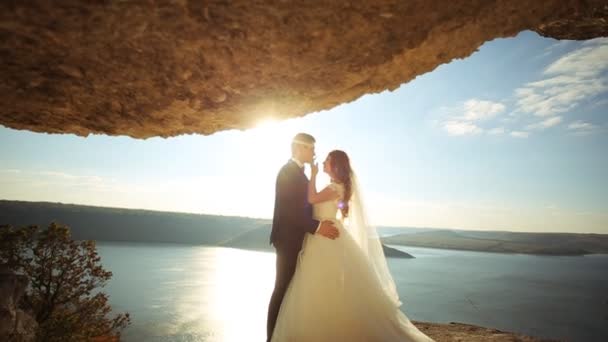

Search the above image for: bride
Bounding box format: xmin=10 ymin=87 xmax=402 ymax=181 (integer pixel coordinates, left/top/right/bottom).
xmin=271 ymin=150 xmax=435 ymax=342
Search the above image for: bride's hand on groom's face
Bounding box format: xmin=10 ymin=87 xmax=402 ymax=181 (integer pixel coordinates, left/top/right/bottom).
xmin=311 ymin=163 xmax=319 ymax=177
xmin=317 ymin=220 xmax=339 ymax=240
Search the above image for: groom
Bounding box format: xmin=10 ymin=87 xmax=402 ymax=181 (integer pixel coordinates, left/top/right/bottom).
xmin=266 ymin=132 xmax=340 ymax=341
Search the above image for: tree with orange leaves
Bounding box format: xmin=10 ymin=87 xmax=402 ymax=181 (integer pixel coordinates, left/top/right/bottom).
xmin=0 ymin=222 xmax=130 ymax=342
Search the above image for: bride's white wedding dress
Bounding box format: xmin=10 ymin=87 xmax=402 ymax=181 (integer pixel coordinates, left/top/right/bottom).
xmin=271 ymin=182 xmax=435 ymax=342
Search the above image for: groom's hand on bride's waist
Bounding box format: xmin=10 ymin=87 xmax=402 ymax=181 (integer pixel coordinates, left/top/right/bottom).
xmin=317 ymin=221 xmax=339 ymax=239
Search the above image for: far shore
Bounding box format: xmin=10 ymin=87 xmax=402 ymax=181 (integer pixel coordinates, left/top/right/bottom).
xmin=2 ymin=200 xmax=607 ymax=257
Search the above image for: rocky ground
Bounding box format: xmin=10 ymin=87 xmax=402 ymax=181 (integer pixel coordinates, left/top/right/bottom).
xmin=416 ymin=321 xmax=559 ymax=342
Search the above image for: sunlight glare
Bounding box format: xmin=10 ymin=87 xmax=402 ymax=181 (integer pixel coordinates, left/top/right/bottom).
xmin=242 ymin=119 xmax=293 ymax=177
xmin=207 ymin=248 xmax=275 ymax=341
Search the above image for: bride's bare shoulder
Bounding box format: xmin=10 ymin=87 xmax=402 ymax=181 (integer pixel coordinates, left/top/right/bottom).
xmin=328 ymin=182 xmax=345 ymax=195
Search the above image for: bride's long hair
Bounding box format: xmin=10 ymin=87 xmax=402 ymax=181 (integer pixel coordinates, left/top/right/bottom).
xmin=328 ymin=150 xmax=352 ymax=218
xmin=333 ymin=152 xmax=403 ymax=308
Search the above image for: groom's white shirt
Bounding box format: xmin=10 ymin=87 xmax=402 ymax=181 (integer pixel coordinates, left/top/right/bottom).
xmin=291 ymin=157 xmax=322 ymax=234
xmin=290 ymin=157 xmax=304 ymax=168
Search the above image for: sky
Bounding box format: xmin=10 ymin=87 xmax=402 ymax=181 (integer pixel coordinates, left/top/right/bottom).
xmin=1 ymin=31 xmax=607 ymax=234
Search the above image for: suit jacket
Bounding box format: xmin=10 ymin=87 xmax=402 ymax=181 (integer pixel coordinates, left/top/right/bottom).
xmin=269 ymin=160 xmax=319 ymax=252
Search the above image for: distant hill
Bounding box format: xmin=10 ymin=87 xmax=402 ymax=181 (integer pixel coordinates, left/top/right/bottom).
xmin=5 ymin=200 xmax=605 ymax=256
xmin=218 ymin=224 xmax=273 ymax=251
xmin=0 ymin=200 xmax=413 ymax=258
xmin=382 ymin=229 xmax=608 ymax=256
xmin=377 ymin=226 xmax=436 ymax=237
xmin=218 ymin=224 xmax=414 ymax=258
xmin=0 ymin=200 xmax=261 ymax=245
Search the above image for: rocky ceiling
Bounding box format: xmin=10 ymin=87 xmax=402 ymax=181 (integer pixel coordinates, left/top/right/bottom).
xmin=1 ymin=0 xmax=607 ymax=139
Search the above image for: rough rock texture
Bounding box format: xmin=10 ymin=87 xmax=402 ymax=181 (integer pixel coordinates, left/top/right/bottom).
xmin=416 ymin=321 xmax=559 ymax=342
xmin=0 ymin=265 xmax=37 ymax=342
xmin=1 ymin=0 xmax=607 ymax=138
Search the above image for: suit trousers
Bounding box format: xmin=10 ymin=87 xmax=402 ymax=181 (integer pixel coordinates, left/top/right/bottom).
xmin=266 ymin=246 xmax=300 ymax=342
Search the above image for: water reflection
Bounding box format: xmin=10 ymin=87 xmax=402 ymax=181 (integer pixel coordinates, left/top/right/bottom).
xmin=98 ymin=243 xmax=608 ymax=342
xmin=207 ymin=247 xmax=274 ymax=341
xmin=100 ymin=243 xmax=275 ymax=341
xmin=152 ymin=247 xmax=275 ymax=341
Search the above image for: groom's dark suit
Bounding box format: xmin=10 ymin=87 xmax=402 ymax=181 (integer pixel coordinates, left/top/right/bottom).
xmin=267 ymin=159 xmax=319 ymax=341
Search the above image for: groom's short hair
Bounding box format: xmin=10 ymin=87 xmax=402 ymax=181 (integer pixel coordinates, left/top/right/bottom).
xmin=292 ymin=133 xmax=315 ymax=147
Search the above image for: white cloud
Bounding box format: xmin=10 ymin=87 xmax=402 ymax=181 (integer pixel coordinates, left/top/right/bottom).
xmin=462 ymin=99 xmax=506 ymax=121
xmin=443 ymin=120 xmax=483 ymax=136
xmin=488 ymin=127 xmax=505 ymax=135
xmin=515 ymin=38 xmax=608 ymax=117
xmin=567 ymin=120 xmax=599 ymax=136
xmin=542 ymin=116 xmax=563 ymax=128
xmin=535 ymin=40 xmax=576 ymax=60
xmin=545 ymin=40 xmax=608 ymax=77
xmin=510 ymin=131 xmax=529 ymax=138
xmin=582 ymin=37 xmax=608 ymax=46
xmin=526 ymin=116 xmax=563 ymax=130
xmin=438 ymin=99 xmax=505 ymax=136
xmin=526 ymin=75 xmax=584 ymax=88
xmin=434 ymin=40 xmax=607 ymax=139
xmin=568 ymin=120 xmax=596 ymax=130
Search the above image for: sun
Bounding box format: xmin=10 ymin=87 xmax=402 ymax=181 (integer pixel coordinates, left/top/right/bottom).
xmin=253 ymin=118 xmax=281 ymax=131
xmin=240 ymin=118 xmax=293 ymax=174
xmin=249 ymin=118 xmax=290 ymax=148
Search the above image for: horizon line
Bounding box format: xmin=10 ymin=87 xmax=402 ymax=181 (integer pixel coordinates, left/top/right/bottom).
xmin=1 ymin=198 xmax=605 ymax=236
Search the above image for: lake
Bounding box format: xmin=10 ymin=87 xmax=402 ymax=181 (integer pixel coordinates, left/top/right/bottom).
xmin=97 ymin=243 xmax=608 ymax=342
